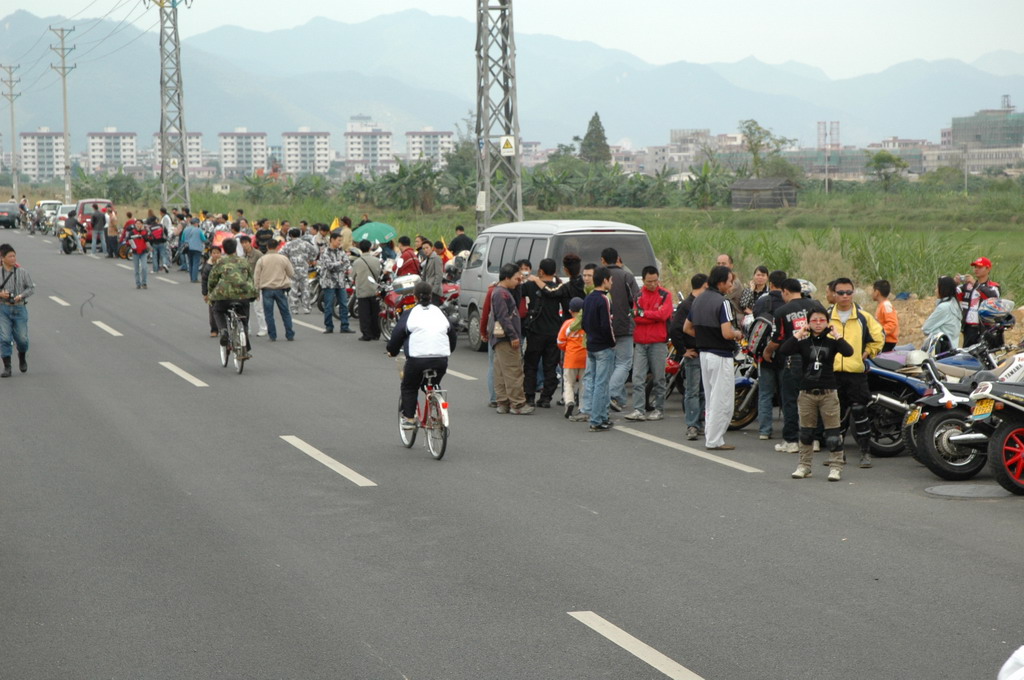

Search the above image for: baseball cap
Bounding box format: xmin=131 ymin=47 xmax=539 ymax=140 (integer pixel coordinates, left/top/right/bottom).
xmin=971 ymin=257 xmax=992 ymax=268
xmin=569 ymin=297 xmax=585 ymax=313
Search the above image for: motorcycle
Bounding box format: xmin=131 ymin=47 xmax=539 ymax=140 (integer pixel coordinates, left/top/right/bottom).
xmin=963 ymin=379 xmax=1024 ymax=495
xmin=730 ymin=348 xmax=759 ymax=430
xmin=57 ymin=223 xmax=82 ymax=254
xmin=379 ymin=274 xmax=421 ymax=341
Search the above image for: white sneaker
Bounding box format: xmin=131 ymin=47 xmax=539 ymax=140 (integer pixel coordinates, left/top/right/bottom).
xmin=624 ymin=409 xmax=646 ymax=421
xmin=645 ymin=409 xmax=663 ymax=421
xmin=791 ymin=465 xmax=812 ymax=479
xmin=813 ymin=440 xmax=821 ymax=452
xmin=256 ymin=330 xmax=267 ymax=337
xmin=759 ymin=434 xmax=771 ymax=440
xmin=775 ymin=441 xmax=798 ymax=453
xmin=828 ymin=467 xmax=842 ymax=482
xmin=401 ymin=417 xmax=417 ymax=430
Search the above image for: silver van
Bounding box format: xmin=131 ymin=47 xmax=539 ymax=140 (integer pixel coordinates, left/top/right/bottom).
xmin=459 ymin=220 xmax=658 ymax=351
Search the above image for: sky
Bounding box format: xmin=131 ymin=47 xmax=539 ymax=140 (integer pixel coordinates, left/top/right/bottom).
xmin=8 ymin=0 xmax=1024 ymax=80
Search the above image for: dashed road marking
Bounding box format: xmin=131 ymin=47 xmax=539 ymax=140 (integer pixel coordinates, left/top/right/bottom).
xmin=49 ymin=295 xmax=70 ymax=306
xmin=91 ymin=321 xmax=123 ymax=337
xmin=159 ymin=361 xmax=209 ymax=387
xmin=616 ymin=426 xmax=764 ymax=473
xmin=116 ymin=263 xmax=132 ymax=270
xmin=292 ymin=319 xmax=324 ymax=331
xmin=280 ymin=435 xmax=377 ymax=487
xmin=569 ymin=611 xmax=705 ymax=680
xmin=42 ymin=239 xmax=53 ymax=244
xmin=446 ymin=369 xmax=477 ymax=381
xmin=155 ymin=276 xmax=178 ymax=285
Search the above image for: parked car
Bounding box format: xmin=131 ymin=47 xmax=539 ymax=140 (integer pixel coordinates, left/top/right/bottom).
xmin=74 ymin=198 xmax=114 ymax=250
xmin=0 ymin=202 xmax=21 ymax=229
xmin=55 ymin=203 xmax=77 ymax=232
xmin=457 ymin=220 xmax=658 ymax=351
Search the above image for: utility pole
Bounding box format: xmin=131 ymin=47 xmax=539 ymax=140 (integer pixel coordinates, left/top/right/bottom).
xmin=147 ymin=0 xmax=192 ymax=211
xmin=0 ymin=65 xmax=20 ymax=200
xmin=49 ymin=27 xmax=75 ymax=204
xmin=475 ymin=0 xmax=523 ymax=231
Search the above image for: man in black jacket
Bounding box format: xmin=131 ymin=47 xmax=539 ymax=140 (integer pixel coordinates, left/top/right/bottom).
xmin=684 ymin=265 xmax=744 ymax=450
xmin=669 ymin=272 xmax=707 ymax=440
xmin=601 ymin=247 xmax=640 ymax=411
xmin=522 ymin=258 xmax=567 ymax=408
xmin=581 ymin=267 xmax=616 ymax=431
xmin=763 ymin=278 xmax=818 ymax=453
xmin=751 ymin=269 xmax=787 ymax=440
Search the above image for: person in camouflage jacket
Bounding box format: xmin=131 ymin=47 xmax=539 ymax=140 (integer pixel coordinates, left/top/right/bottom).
xmin=317 ymin=231 xmax=353 ymax=333
xmin=208 ymin=238 xmax=258 ymax=349
xmin=282 ymin=228 xmax=319 ymax=314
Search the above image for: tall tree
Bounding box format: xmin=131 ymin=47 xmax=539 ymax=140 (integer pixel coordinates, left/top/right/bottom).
xmin=739 ymin=119 xmax=794 ymax=178
xmin=865 ymin=150 xmax=909 ymax=193
xmin=579 ymin=112 xmax=611 ymax=164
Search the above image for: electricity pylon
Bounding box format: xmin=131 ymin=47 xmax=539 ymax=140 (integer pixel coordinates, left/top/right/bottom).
xmin=49 ymin=27 xmax=75 ymax=204
xmin=0 ymin=65 xmax=20 ymax=200
xmin=475 ymin=0 xmax=523 ymax=231
xmin=147 ymin=0 xmax=192 ymax=210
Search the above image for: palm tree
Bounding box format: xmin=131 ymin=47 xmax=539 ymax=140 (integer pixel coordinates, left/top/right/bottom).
xmin=242 ymin=174 xmax=275 ymax=203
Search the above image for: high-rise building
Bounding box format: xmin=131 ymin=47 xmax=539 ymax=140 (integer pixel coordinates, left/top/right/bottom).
xmin=951 ymin=97 xmax=1024 ymax=149
xmin=344 ymin=116 xmax=394 ymax=175
xmin=20 ymin=127 xmax=65 ymax=182
xmin=86 ymin=127 xmax=137 ymax=174
xmin=282 ymin=127 xmax=331 ymax=175
xmin=405 ymin=128 xmax=454 ymax=169
xmin=152 ymin=132 xmax=203 ymax=175
xmin=218 ymin=128 xmax=268 ymax=177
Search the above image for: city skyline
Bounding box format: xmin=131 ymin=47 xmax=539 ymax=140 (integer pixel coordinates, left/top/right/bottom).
xmin=19 ymin=0 xmax=1024 ymax=80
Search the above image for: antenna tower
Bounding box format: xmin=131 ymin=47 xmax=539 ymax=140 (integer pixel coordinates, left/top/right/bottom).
xmin=475 ymin=0 xmax=523 ymax=231
xmin=148 ymin=0 xmax=192 ymax=210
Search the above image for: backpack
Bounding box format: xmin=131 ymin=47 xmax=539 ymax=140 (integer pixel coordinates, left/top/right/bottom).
xmin=129 ymin=226 xmax=149 ymax=255
xmin=150 ymin=224 xmax=165 ymax=241
xmin=747 ymin=315 xmax=774 ymax=359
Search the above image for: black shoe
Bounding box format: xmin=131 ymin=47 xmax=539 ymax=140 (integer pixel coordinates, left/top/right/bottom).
xmin=339 ymin=328 xmax=355 ymax=334
xmin=18 ymin=352 xmax=26 ymax=373
xmin=537 ymin=399 xmax=552 ymax=408
xmin=564 ymin=401 xmax=575 ymax=419
xmin=589 ymin=422 xmax=613 ymax=432
xmin=286 ymin=336 xmax=294 ymax=341
xmin=219 ymin=331 xmax=230 ymax=347
xmin=322 ymin=329 xmax=334 ymax=334
xmin=1 ymin=357 xmax=11 ymax=378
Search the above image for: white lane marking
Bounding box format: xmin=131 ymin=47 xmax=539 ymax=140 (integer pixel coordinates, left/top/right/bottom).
xmin=91 ymin=321 xmax=123 ymax=337
xmin=292 ymin=318 xmax=324 ymax=331
xmin=116 ymin=263 xmax=132 ymax=270
xmin=42 ymin=239 xmax=53 ymax=244
xmin=159 ymin=361 xmax=209 ymax=387
xmin=280 ymin=435 xmax=377 ymax=487
xmin=49 ymin=295 xmax=70 ymax=306
xmin=155 ymin=276 xmax=178 ymax=285
xmin=569 ymin=611 xmax=706 ymax=680
xmin=616 ymin=426 xmax=763 ymax=473
xmin=446 ymin=369 xmax=477 ymax=381
xmin=87 ymin=254 xmax=100 ymax=259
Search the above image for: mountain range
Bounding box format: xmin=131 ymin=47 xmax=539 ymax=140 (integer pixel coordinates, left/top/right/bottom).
xmin=1 ymin=8 xmax=1022 ymax=155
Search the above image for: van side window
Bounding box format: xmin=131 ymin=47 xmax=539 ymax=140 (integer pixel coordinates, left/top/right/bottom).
xmin=513 ymin=237 xmax=534 ymax=265
xmin=466 ymin=236 xmax=488 ymax=270
xmin=486 ymin=237 xmax=508 ymax=273
xmin=529 ymin=238 xmax=547 ymax=264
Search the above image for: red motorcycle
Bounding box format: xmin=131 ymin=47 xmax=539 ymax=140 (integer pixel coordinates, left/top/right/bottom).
xmin=379 ymin=274 xmax=421 ymax=341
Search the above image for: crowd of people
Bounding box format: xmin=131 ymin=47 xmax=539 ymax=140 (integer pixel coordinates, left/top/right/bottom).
xmin=479 ymin=247 xmax=1005 ymax=482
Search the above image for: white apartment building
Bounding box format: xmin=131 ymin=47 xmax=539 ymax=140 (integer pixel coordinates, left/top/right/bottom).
xmin=218 ymin=127 xmax=268 ymax=177
xmin=152 ymin=132 xmax=204 ymax=175
xmin=86 ymin=127 xmax=137 ymax=174
xmin=344 ymin=116 xmax=395 ymax=175
xmin=405 ymin=128 xmax=454 ymax=169
xmin=282 ymin=127 xmax=331 ymax=175
xmin=20 ymin=127 xmax=66 ymax=182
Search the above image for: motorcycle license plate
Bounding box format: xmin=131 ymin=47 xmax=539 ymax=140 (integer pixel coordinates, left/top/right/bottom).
xmin=971 ymin=399 xmax=994 ymax=420
xmin=905 ymin=407 xmax=922 ymax=426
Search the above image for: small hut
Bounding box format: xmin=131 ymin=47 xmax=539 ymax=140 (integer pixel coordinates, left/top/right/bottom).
xmin=729 ymin=178 xmax=798 ymax=209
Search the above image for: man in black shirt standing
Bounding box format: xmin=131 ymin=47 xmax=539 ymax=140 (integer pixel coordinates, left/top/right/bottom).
xmin=684 ymin=265 xmax=744 ymax=450
xmin=763 ymin=279 xmax=818 ymax=453
xmin=522 ymin=258 xmax=565 ymax=408
xmin=448 ymin=225 xmax=474 ymax=255
xmin=669 ymin=273 xmax=707 ymax=440
xmin=751 ymin=270 xmax=787 ymax=441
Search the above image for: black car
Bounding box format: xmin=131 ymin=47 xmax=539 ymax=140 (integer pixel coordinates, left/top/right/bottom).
xmin=0 ymin=203 xmax=20 ymax=229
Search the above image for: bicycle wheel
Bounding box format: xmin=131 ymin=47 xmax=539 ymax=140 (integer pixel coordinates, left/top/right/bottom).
xmin=219 ymin=335 xmax=230 ymax=367
xmin=233 ymin=326 xmax=247 ymax=374
xmin=399 ymin=399 xmax=417 ymax=448
xmin=425 ymin=393 xmax=448 ymax=460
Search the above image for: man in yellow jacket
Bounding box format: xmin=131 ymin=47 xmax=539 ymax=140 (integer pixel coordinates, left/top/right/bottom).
xmin=830 ymin=278 xmax=884 ymax=469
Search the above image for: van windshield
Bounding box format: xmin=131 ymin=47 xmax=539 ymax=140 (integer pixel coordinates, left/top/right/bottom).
xmin=549 ymin=233 xmax=656 ymax=272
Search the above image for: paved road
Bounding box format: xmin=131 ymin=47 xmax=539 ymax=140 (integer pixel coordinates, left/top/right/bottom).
xmin=1 ymin=229 xmax=1022 ymax=679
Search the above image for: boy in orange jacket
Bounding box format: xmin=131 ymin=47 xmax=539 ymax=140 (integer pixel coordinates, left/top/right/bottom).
xmin=872 ymin=279 xmax=900 ymax=352
xmin=557 ymin=297 xmax=587 ymax=420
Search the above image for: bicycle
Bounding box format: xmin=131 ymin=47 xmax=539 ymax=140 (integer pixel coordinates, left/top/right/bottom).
xmin=219 ymin=302 xmax=251 ymax=374
xmin=397 ymin=363 xmax=450 ymax=459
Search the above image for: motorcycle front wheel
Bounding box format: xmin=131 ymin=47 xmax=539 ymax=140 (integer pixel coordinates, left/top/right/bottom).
xmin=917 ymin=409 xmax=986 ymax=481
xmin=987 ymin=419 xmax=1024 ymax=495
xmin=729 ymin=383 xmax=758 ymax=430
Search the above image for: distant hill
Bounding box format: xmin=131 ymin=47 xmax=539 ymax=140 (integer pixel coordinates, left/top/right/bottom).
xmin=1 ymin=8 xmax=1022 ymax=154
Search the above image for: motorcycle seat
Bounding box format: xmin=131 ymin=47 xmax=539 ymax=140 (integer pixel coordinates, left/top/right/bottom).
xmin=935 ymin=363 xmax=977 ymax=379
xmin=872 ymin=357 xmax=905 ymax=372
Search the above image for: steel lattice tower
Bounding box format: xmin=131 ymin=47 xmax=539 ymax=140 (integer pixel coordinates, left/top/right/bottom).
xmin=475 ymin=0 xmax=523 ymax=231
xmin=149 ymin=0 xmax=191 ymax=210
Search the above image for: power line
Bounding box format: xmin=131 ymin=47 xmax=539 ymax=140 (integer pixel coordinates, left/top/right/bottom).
xmin=78 ymin=18 xmax=159 ymax=65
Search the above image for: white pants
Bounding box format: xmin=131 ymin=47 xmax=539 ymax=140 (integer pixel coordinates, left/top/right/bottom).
xmin=700 ymin=352 xmax=735 ymax=448
xmin=254 ymin=292 xmax=268 ymax=333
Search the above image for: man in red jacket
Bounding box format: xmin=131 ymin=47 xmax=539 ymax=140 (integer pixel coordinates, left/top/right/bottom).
xmin=625 ymin=266 xmax=675 ymax=422
xmin=396 ymin=235 xmax=421 ymax=276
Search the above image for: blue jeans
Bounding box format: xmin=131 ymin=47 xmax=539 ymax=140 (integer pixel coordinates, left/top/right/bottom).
xmin=262 ymin=288 xmax=294 ymax=340
xmin=187 ymin=251 xmax=203 ymax=282
xmin=757 ymin=362 xmax=781 ymax=436
xmin=0 ymin=304 xmax=29 ymax=357
xmin=586 ymin=348 xmax=616 ymax=426
xmin=178 ymin=245 xmax=189 ymax=270
xmin=152 ymin=243 xmax=169 ymax=272
xmin=91 ymin=229 xmax=103 ymax=253
xmin=322 ymin=287 xmax=350 ymax=331
xmin=608 ymin=335 xmax=634 ymax=406
xmin=683 ymin=355 xmax=705 ymax=429
xmin=632 ymin=341 xmax=667 ymax=412
xmin=132 ymin=252 xmax=149 ymax=286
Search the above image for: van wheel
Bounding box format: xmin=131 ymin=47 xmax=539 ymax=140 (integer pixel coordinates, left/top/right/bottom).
xmin=466 ymin=310 xmax=484 ymax=352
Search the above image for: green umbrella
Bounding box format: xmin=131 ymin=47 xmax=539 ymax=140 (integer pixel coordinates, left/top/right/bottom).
xmin=352 ymin=221 xmax=397 ymax=244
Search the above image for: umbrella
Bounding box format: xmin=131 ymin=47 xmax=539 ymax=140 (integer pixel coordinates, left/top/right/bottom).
xmin=352 ymin=221 xmax=397 ymax=244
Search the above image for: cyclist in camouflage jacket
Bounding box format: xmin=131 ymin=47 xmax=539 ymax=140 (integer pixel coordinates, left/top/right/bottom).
xmin=208 ymin=238 xmax=258 ymax=348
xmin=282 ymin=228 xmax=319 ymax=314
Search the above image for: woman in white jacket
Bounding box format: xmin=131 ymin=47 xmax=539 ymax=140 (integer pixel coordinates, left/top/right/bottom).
xmin=921 ymin=276 xmax=963 ymax=349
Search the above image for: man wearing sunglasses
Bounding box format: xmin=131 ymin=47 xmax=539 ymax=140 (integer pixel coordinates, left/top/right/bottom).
xmin=828 ymin=278 xmax=884 ymax=469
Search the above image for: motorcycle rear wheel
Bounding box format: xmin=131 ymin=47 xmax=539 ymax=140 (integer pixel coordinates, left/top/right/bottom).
xmin=61 ymin=238 xmax=73 ymax=255
xmin=917 ymin=409 xmax=986 ymax=481
xmin=988 ymin=420 xmax=1024 ymax=495
xmin=729 ymin=383 xmax=757 ymax=430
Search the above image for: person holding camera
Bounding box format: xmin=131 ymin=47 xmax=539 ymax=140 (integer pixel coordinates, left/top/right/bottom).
xmin=0 ymin=243 xmax=34 ymax=377
xmin=625 ymin=266 xmax=674 ymax=422
xmin=779 ymin=306 xmax=854 ymax=481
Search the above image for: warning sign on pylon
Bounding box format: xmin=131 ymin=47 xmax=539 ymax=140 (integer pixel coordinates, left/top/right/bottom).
xmin=499 ymin=136 xmax=516 ymax=157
